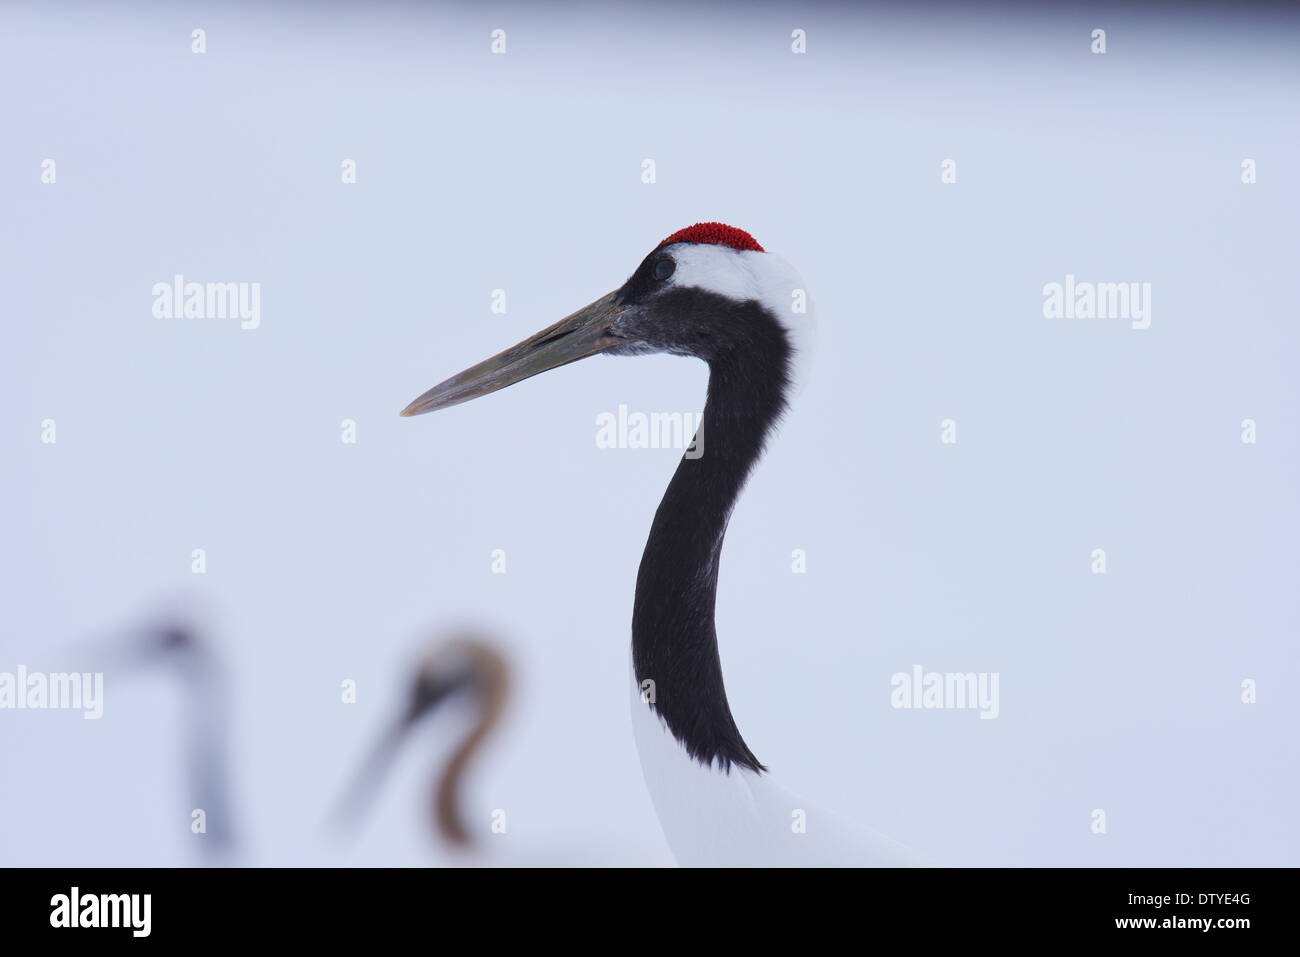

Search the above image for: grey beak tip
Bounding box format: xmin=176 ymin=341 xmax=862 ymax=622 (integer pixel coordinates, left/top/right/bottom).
xmin=400 ymin=398 xmax=433 ymax=417
xmin=400 ymin=289 xmax=621 ymax=421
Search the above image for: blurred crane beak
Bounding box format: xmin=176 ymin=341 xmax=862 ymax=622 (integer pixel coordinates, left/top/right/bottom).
xmin=329 ymin=718 xmax=411 ymax=834
xmin=329 ymin=682 xmax=454 ymax=833
xmin=400 ymin=291 xmax=625 ymax=416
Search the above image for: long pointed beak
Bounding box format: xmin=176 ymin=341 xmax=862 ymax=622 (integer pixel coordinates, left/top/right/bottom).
xmin=401 ymin=291 xmax=626 ymax=416
xmin=329 ymin=682 xmax=455 ymax=834
xmin=328 ymin=717 xmax=412 ymax=835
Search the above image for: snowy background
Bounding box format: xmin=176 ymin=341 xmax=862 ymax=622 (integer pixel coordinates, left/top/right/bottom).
xmin=2 ymin=1 xmax=1297 ymax=865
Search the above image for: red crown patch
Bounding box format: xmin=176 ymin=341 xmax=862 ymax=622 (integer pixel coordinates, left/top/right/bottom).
xmin=658 ymin=222 xmax=764 ymax=253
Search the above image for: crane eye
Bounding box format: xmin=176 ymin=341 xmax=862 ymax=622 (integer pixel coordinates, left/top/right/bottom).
xmin=653 ymin=258 xmax=676 ymax=281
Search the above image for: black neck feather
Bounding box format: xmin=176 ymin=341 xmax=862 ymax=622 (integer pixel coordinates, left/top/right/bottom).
xmin=630 ymin=293 xmax=793 ymax=772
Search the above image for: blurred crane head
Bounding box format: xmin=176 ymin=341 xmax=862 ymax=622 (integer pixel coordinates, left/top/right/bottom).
xmin=335 ymin=632 xmax=510 ymax=848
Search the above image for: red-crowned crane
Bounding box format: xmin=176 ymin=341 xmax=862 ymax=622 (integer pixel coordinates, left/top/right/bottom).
xmin=400 ymin=224 xmax=922 ymax=866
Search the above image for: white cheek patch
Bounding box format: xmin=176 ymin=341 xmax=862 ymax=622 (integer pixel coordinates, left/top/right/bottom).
xmin=663 ymin=243 xmax=817 ymax=398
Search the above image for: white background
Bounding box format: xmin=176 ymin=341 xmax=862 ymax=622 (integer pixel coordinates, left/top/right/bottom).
xmin=3 ymin=1 xmax=1297 ymax=865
